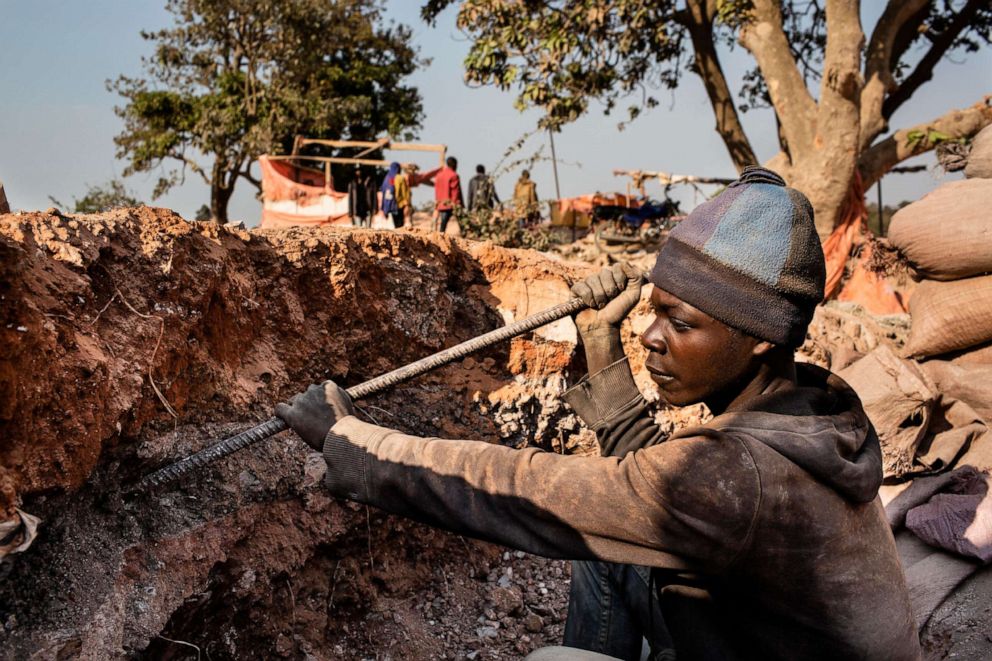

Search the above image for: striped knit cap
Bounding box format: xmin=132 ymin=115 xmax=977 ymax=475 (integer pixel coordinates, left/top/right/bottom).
xmin=650 ymin=166 xmax=825 ymax=347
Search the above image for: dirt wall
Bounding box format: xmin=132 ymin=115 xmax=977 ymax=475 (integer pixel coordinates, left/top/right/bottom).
xmin=0 ymin=208 xmax=604 ymax=658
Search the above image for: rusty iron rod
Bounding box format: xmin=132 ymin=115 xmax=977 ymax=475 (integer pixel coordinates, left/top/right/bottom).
xmin=139 ymin=296 xmax=589 ymax=489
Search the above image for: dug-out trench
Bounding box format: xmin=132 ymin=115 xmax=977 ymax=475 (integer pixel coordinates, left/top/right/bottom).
xmin=0 ymin=208 xmax=619 ymax=659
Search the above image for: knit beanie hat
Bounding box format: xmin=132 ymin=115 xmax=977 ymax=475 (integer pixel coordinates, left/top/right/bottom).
xmin=650 ymin=166 xmax=825 ymax=347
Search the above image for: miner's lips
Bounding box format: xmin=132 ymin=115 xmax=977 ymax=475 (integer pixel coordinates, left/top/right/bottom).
xmin=645 ymin=359 xmax=675 ymax=383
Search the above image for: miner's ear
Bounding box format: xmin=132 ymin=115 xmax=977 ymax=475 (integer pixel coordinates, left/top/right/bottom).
xmin=751 ymin=340 xmax=776 ymax=357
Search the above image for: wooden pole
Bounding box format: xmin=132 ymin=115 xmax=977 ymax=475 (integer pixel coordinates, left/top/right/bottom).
xmin=877 ymin=177 xmax=885 ymax=236
xmin=548 ymin=128 xmax=567 ymax=240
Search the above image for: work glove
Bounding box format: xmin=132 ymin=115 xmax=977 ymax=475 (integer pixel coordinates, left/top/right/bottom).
xmin=571 ymin=262 xmax=644 ymax=335
xmin=275 ymin=381 xmax=356 ymax=451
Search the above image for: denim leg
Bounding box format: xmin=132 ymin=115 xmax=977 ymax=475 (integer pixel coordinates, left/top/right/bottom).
xmin=564 ymin=561 xmax=673 ymax=661
xmin=439 ymin=210 xmax=453 ymax=232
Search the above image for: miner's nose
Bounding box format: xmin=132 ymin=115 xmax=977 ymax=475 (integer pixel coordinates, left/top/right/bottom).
xmin=640 ymin=317 xmax=667 ymax=354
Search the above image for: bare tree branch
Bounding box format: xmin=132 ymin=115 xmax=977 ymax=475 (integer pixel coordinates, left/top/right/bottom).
xmin=859 ymin=96 xmax=992 ymax=189
xmin=883 ymin=0 xmax=988 ymax=121
xmin=240 ymin=167 xmax=262 ymax=191
xmin=168 ymin=151 xmax=211 ymax=187
xmin=739 ymin=0 xmax=818 ymax=155
xmin=678 ymin=0 xmax=757 ymax=170
xmin=860 ymin=0 xmax=930 ymax=150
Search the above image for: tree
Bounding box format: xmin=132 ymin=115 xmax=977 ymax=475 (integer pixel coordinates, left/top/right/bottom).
xmin=423 ymin=0 xmax=992 ymax=238
xmin=112 ymin=0 xmax=423 ymax=223
xmin=48 ymin=180 xmax=142 ymax=214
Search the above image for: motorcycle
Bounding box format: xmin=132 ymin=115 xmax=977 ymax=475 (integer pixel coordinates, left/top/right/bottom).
xmin=592 ymin=197 xmax=681 ymax=255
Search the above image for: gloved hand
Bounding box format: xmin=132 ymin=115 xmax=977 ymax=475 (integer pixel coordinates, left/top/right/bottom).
xmin=572 ymin=262 xmax=644 ymax=332
xmin=570 ymin=262 xmax=644 ymax=374
xmin=275 ymin=381 xmax=356 ymax=451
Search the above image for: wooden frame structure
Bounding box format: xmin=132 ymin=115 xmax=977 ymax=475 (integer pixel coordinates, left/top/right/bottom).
xmin=264 ymin=137 xmax=448 ymax=189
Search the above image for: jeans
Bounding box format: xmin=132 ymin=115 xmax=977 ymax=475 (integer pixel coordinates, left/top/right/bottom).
xmin=390 ymin=210 xmax=404 ymax=228
xmin=564 ymin=561 xmax=674 ymax=661
xmin=438 ymin=209 xmax=454 ymax=233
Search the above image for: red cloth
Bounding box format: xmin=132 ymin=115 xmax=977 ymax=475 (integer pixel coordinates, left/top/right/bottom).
xmin=434 ymin=167 xmax=463 ymax=210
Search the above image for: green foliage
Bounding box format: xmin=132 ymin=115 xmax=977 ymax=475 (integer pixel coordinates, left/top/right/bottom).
xmin=427 ymin=0 xmax=687 ymax=130
xmin=456 ymin=206 xmax=556 ymax=252
xmin=423 ymin=0 xmax=991 ymax=130
xmin=905 ymin=128 xmax=964 ymax=150
xmin=48 ymin=180 xmax=142 ymax=214
xmin=111 ymin=0 xmax=423 ymax=220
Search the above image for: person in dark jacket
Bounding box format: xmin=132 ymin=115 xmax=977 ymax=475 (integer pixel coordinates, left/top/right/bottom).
xmin=275 ymin=166 xmax=921 ymax=661
xmin=467 ymin=164 xmax=500 ymax=211
xmin=348 ymin=166 xmax=378 ymax=227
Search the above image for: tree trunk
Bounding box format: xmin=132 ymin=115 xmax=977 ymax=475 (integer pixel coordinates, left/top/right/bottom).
xmin=209 ymin=160 xmax=234 ymax=224
xmin=681 ymin=1 xmax=757 ymax=171
xmin=744 ymin=0 xmax=865 ymax=239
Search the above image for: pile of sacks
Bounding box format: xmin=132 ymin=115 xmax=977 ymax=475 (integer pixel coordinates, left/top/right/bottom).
xmin=888 ymin=125 xmax=992 ymax=363
xmin=833 ymin=131 xmax=992 ymax=643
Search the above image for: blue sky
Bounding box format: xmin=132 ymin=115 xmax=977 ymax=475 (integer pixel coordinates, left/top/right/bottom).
xmin=0 ymin=1 xmax=989 ymax=225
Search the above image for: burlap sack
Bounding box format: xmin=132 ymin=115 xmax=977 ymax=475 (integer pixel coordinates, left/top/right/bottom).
xmin=950 ymin=341 xmax=992 ymax=365
xmin=839 ymin=346 xmax=935 ymax=477
xmin=841 ymin=346 xmax=989 ymax=478
xmin=964 ymin=123 xmax=992 ymax=180
xmin=905 ymin=275 xmax=992 ymax=358
xmin=920 ymin=360 xmax=992 ymax=423
xmin=887 ymin=179 xmax=992 ymax=280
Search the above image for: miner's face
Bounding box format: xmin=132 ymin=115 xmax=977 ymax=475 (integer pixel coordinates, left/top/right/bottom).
xmin=639 ymin=287 xmax=763 ymax=407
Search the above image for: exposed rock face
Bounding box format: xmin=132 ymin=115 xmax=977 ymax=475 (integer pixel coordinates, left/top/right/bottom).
xmin=0 ymin=208 xmax=603 ymax=658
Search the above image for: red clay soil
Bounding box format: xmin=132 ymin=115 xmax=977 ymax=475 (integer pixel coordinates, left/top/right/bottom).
xmin=0 ymin=208 xmax=607 ymax=658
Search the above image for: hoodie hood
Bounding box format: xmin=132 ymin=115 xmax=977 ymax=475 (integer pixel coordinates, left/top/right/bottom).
xmin=381 ymin=162 xmax=401 ymax=193
xmin=704 ymin=363 xmax=883 ymax=503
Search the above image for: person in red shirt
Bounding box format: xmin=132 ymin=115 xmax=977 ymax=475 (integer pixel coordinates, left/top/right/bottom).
xmin=433 ymin=156 xmax=463 ymax=233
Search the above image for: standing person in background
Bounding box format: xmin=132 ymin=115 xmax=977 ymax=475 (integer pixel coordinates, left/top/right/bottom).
xmin=0 ymin=178 xmax=9 ymax=214
xmin=513 ymin=170 xmax=539 ymax=225
xmin=433 ymin=156 xmax=463 ymax=233
xmin=467 ymin=164 xmax=499 ymax=211
xmin=394 ymin=165 xmax=412 ymax=228
xmin=349 ymin=166 xmax=377 ymax=227
xmin=380 ymin=162 xmax=403 ymax=229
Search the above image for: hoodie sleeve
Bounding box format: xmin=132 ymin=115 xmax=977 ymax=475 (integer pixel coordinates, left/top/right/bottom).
xmin=322 ymin=416 xmax=760 ymax=572
xmin=563 ymin=357 xmax=669 ymax=457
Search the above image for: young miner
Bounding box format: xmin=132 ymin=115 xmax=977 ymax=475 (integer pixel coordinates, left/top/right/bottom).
xmin=276 ymin=167 xmax=920 ymax=660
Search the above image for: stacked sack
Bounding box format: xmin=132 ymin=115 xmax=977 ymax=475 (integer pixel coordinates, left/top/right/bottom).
xmin=888 ymin=125 xmax=992 ymax=362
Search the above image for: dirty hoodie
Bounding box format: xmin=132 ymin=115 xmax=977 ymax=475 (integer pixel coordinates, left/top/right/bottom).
xmin=320 ymin=359 xmax=921 ymax=660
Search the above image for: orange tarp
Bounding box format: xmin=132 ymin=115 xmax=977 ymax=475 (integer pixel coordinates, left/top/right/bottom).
xmin=822 ymin=172 xmax=907 ymax=315
xmin=259 ymin=156 xmax=344 ymax=205
xmin=261 ymin=207 xmax=351 ymax=228
xmin=550 ymin=193 xmax=639 ymax=228
xmin=259 ymin=157 xmax=443 ymax=229
xmin=259 ymin=156 xmax=351 ymax=229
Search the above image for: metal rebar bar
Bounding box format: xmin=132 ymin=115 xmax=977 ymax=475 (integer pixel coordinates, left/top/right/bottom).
xmin=138 ymin=296 xmax=588 ymax=490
